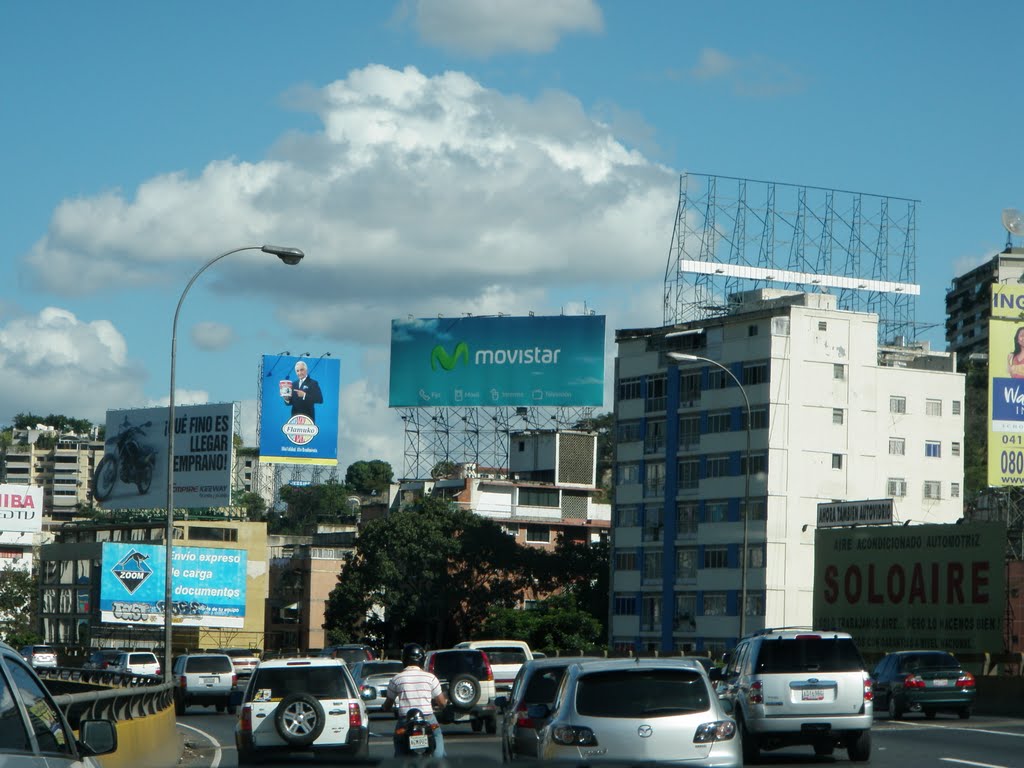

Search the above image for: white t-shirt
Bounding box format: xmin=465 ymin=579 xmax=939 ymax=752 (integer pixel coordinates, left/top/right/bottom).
xmin=387 ymin=666 xmax=443 ymax=717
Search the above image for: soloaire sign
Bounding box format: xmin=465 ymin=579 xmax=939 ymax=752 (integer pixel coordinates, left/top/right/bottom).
xmin=813 ymin=522 xmax=1005 ymax=654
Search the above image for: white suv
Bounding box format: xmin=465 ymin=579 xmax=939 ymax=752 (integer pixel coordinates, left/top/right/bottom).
xmin=235 ymin=657 xmax=370 ymax=764
xmin=454 ymin=639 xmax=533 ymax=695
xmin=112 ymin=651 xmax=161 ymax=677
xmin=718 ymin=628 xmax=873 ymax=763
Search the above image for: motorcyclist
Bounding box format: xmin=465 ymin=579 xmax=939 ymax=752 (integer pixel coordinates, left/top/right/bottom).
xmin=382 ymin=643 xmax=448 ymax=758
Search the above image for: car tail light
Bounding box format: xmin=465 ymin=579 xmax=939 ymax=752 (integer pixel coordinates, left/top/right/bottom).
xmin=552 ymin=725 xmax=596 ymax=746
xmin=240 ymin=706 xmax=252 ymax=733
xmin=693 ymin=720 xmax=736 ymax=743
xmin=956 ymin=672 xmax=975 ymax=688
xmin=903 ymin=674 xmax=926 ymax=689
xmin=748 ymin=680 xmax=763 ymax=705
xmin=863 ymin=676 xmax=873 ymax=702
xmin=515 ymin=703 xmax=534 ymax=729
xmin=232 ymin=673 xmax=238 ymax=688
xmin=427 ymin=656 xmax=435 ymax=674
xmin=480 ymin=651 xmax=494 ymax=682
xmin=349 ymin=702 xmax=362 ymax=729
xmin=180 ymin=675 xmax=187 ymax=690
xmin=156 ymin=667 xmax=162 ymax=677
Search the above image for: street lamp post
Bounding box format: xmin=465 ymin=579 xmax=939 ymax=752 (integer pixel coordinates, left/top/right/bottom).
xmin=164 ymin=245 xmax=303 ymax=682
xmin=667 ymin=351 xmax=752 ymax=638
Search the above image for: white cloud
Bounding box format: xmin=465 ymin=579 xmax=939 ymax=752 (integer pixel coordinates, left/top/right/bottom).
xmin=689 ymin=47 xmax=807 ymax=98
xmin=0 ymin=308 xmax=139 ymax=424
xmin=409 ymin=0 xmax=603 ymax=57
xmin=191 ymin=321 xmax=235 ymax=350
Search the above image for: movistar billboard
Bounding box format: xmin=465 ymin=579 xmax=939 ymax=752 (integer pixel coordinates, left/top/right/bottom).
xmin=389 ymin=315 xmax=605 ymax=407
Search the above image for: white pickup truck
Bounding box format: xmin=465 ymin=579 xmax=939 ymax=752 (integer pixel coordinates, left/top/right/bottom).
xmin=454 ymin=640 xmax=533 ymax=695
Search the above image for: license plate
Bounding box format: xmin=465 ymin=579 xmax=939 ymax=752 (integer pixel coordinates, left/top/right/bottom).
xmin=801 ymin=688 xmax=825 ymax=701
xmin=202 ymin=676 xmax=219 ymax=685
xmin=932 ymin=679 xmax=950 ymax=687
xmin=409 ymin=734 xmax=430 ymax=750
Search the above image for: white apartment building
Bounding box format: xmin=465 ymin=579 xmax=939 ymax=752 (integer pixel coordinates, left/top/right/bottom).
xmin=612 ymin=290 xmax=965 ymax=655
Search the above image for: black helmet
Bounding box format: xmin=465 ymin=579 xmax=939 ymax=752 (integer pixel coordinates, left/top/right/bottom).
xmin=402 ymin=643 xmax=425 ymax=667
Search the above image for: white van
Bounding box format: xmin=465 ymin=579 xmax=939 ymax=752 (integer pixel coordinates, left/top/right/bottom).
xmin=454 ymin=640 xmax=533 ymax=694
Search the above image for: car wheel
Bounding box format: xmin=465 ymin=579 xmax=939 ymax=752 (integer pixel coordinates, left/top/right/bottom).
xmin=449 ymin=673 xmax=481 ymax=711
xmin=237 ymin=744 xmax=261 ymax=765
xmin=737 ymin=713 xmax=760 ymax=764
xmin=174 ymin=692 xmax=186 ymax=716
xmin=924 ymin=709 xmax=936 ymax=720
xmin=888 ymin=694 xmax=904 ymax=720
xmin=958 ymin=708 xmax=971 ymax=720
xmin=847 ymin=730 xmax=871 ymax=762
xmin=227 ymin=702 xmax=237 ymax=715
xmin=485 ymin=717 xmax=497 ymax=735
xmin=274 ymin=692 xmax=326 ymax=747
xmin=471 ymin=718 xmax=483 ymax=732
xmin=216 ymin=704 xmax=225 ymax=713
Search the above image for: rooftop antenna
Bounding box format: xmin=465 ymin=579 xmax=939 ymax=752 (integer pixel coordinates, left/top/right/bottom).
xmin=1002 ymin=208 xmax=1024 ymax=251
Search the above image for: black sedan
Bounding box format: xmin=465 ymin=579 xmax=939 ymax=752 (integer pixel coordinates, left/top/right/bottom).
xmin=871 ymin=650 xmax=976 ymax=720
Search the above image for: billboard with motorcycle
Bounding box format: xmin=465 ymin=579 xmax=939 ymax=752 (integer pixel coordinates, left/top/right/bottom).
xmin=99 ymin=541 xmax=247 ymax=628
xmin=96 ymin=403 xmax=234 ymax=510
xmin=258 ymin=354 xmax=340 ymax=465
xmin=389 ymin=315 xmax=606 ymax=407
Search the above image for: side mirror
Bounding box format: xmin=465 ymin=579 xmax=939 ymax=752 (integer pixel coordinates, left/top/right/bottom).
xmin=526 ymin=703 xmax=550 ymax=720
xmin=360 ymin=686 xmax=376 ymax=700
xmin=719 ymin=697 xmax=734 ymax=715
xmin=78 ymin=720 xmax=118 ymax=756
xmin=707 ymin=667 xmax=723 ymax=683
xmin=495 ymin=695 xmax=508 ymax=711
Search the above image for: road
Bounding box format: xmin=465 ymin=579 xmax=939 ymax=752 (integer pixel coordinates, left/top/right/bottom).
xmin=177 ymin=710 xmax=1024 ymax=767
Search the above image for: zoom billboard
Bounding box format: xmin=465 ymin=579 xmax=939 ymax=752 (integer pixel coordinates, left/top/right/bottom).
xmin=99 ymin=542 xmax=247 ymax=628
xmin=259 ymin=354 xmax=340 ymax=465
xmin=98 ymin=403 xmax=234 ymax=510
xmin=389 ymin=315 xmax=605 ymax=407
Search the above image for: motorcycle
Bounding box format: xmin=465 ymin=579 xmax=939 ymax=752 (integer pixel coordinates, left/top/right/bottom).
xmin=92 ymin=418 xmax=156 ymax=501
xmin=394 ymin=708 xmax=438 ymax=757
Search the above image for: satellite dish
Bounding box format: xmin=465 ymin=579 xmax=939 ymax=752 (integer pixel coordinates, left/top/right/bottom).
xmin=1002 ymin=208 xmax=1024 ymax=236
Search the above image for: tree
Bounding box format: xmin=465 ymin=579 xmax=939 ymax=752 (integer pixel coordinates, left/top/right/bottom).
xmin=0 ymin=564 xmax=39 ymax=646
xmin=543 ymin=534 xmax=610 ymax=637
xmin=233 ymin=491 xmax=268 ymax=522
xmin=324 ymin=496 xmax=544 ymax=650
xmin=12 ymin=412 xmax=93 ymax=434
xmin=483 ymin=593 xmax=603 ymax=654
xmin=345 ymin=460 xmax=394 ymax=496
xmin=275 ymin=479 xmax=357 ymax=534
xmin=430 ymin=460 xmax=458 ymax=480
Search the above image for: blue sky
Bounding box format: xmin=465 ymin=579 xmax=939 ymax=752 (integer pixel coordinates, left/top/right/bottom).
xmin=3 ymin=1 xmax=1021 ymax=475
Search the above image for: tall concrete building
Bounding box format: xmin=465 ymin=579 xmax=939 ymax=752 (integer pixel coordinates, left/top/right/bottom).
xmin=612 ymin=290 xmax=965 ymax=656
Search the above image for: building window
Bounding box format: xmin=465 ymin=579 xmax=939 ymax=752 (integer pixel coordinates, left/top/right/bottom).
xmin=525 ymin=525 xmax=550 ymax=543
xmin=832 ymin=408 xmax=844 ymax=425
xmin=614 ymin=595 xmax=637 ymax=616
xmin=614 ymin=550 xmax=637 ymax=571
xmin=925 ymin=441 xmax=941 ymax=458
xmin=676 ymin=503 xmax=698 ymax=535
xmin=818 ymin=321 xmax=827 ymax=331
xmin=747 ymin=544 xmax=766 ymax=569
xmin=703 ymin=592 xmax=728 ymax=617
xmin=678 ymin=460 xmax=699 ymax=490
xmin=645 ymin=420 xmax=666 ymax=453
xmin=617 ymin=462 xmax=640 ymax=484
xmin=616 ymin=505 xmax=640 ymax=526
xmin=889 ymin=438 xmax=905 ymax=456
xmin=679 ymin=415 xmax=700 ymax=449
xmin=520 ymin=488 xmax=559 ymax=507
xmin=707 ymin=369 xmax=729 ymax=390
xmin=643 ymin=506 xmax=663 ymax=542
xmin=617 ymin=421 xmax=642 ymax=443
xmin=619 ymin=377 xmax=641 ymax=401
xmin=645 ymin=462 xmax=666 ymax=496
xmin=680 ymin=372 xmax=701 ymax=402
xmin=952 ymin=442 xmax=961 ymax=457
xmin=706 ymin=455 xmax=731 ymax=478
xmin=951 ymin=482 xmax=961 ymax=498
xmin=643 ymin=551 xmax=663 ymax=581
xmin=706 ymin=410 xmax=732 ymax=434
xmin=741 ymin=452 xmax=768 ymax=475
xmin=833 ymin=364 xmax=845 ymax=380
xmin=676 ymin=547 xmax=697 ymax=580
xmin=706 ymin=500 xmax=729 ymax=523
xmin=744 ymin=591 xmax=766 ymax=617
xmin=641 ymin=595 xmax=661 ymax=631
xmin=890 ymin=396 xmax=907 ymax=414
xmin=832 ymin=454 xmax=843 ymax=470
xmin=924 ymin=481 xmax=942 ymax=500
xmin=748 ymin=324 xmax=759 ymax=337
xmin=952 ymin=400 xmax=962 ymax=415
xmin=703 ymin=545 xmax=729 ymax=569
xmin=888 ymin=478 xmax=907 ymax=498
xmin=646 ymin=375 xmax=667 ymax=412
xmin=741 ymin=497 xmax=767 ymax=521
xmin=742 ymin=362 xmax=768 ymax=386
xmin=741 ymin=406 xmax=769 ymax=431
xmin=674 ymin=593 xmax=697 ymax=630
xmin=926 ymin=399 xmax=942 ymax=417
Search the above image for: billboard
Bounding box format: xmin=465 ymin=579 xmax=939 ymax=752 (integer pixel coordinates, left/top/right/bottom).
xmin=816 ymin=499 xmax=893 ymax=529
xmin=98 ymin=403 xmax=234 ymax=509
xmin=989 ymin=284 xmax=1024 ymax=486
xmin=389 ymin=315 xmax=606 ymax=407
xmin=259 ymin=355 xmax=340 ymax=465
xmin=99 ymin=542 xmax=247 ymax=628
xmin=813 ymin=523 xmax=1005 ymax=654
xmin=0 ymin=484 xmax=43 ymax=534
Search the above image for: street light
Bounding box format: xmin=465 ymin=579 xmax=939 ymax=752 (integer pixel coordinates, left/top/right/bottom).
xmin=667 ymin=351 xmax=752 ymax=638
xmin=164 ymin=245 xmax=303 ymax=682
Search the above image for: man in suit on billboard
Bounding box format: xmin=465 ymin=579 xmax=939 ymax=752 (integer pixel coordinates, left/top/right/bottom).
xmin=282 ymin=360 xmax=324 ymax=422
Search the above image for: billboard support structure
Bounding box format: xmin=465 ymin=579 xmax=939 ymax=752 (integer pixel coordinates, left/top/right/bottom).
xmin=398 ymin=405 xmax=594 ymax=480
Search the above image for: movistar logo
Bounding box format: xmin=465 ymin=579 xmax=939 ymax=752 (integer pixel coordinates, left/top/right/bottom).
xmin=431 ymin=342 xmax=470 ymax=371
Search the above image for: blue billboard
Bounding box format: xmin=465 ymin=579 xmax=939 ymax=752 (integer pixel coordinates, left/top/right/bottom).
xmin=389 ymin=315 xmax=606 ymax=407
xmin=259 ymin=354 xmax=340 ymax=465
xmin=99 ymin=542 xmax=247 ymax=628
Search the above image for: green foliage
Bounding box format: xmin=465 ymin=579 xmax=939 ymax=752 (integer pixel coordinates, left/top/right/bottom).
xmin=233 ymin=491 xmax=268 ymax=522
xmin=345 ymin=460 xmax=394 ymax=496
xmin=963 ymin=360 xmax=988 ymax=501
xmin=0 ymin=565 xmax=38 ymax=645
xmin=430 ymin=460 xmax=458 ymax=480
xmin=532 ymin=534 xmax=610 ymax=638
xmin=274 ymin=479 xmax=357 ymax=534
xmin=11 ymin=412 xmax=94 ymax=434
xmin=483 ymin=593 xmax=603 ymax=654
xmin=324 ymin=496 xmax=545 ymax=650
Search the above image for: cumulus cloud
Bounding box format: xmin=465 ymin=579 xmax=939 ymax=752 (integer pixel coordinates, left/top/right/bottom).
xmin=408 ymin=0 xmax=603 ymax=57
xmin=191 ymin=321 xmax=235 ymax=351
xmin=0 ymin=308 xmax=141 ymax=424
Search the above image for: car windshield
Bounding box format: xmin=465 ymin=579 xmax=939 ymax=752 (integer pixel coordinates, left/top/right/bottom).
xmin=482 ymin=648 xmax=527 ymax=665
xmin=251 ymin=667 xmax=354 ymax=699
xmin=34 ymin=647 xmax=56 ymax=655
xmin=523 ymin=665 xmax=570 ymax=704
xmin=576 ymin=669 xmax=710 ymax=717
xmin=129 ymin=653 xmax=156 ymax=664
xmin=359 ymin=661 xmax=403 ymax=677
xmin=333 ymin=648 xmax=370 ymax=665
xmin=431 ymin=652 xmax=482 ymax=679
xmin=224 ymin=649 xmax=260 ymax=658
xmin=187 ymin=657 xmax=233 ymax=674
xmin=755 ymin=638 xmax=865 ymax=673
xmin=899 ymin=653 xmax=960 ymax=672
